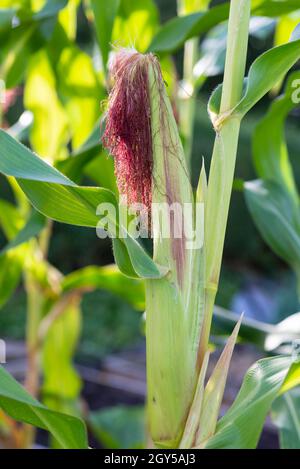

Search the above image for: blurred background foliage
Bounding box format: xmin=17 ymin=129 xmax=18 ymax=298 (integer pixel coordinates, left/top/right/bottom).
xmin=0 ymin=0 xmax=300 ymax=449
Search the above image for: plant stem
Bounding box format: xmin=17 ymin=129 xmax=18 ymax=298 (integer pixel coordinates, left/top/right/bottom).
xmin=198 ymin=0 xmax=251 ymax=363
xmin=39 ymin=219 xmax=53 ymax=258
xmin=23 ymin=220 xmax=53 ymax=447
xmin=177 ymin=0 xmax=210 ymax=168
xmin=24 ymin=271 xmax=44 ymax=397
xmin=23 ymin=268 xmax=44 ymax=448
xmin=179 ymin=37 xmax=198 ymax=167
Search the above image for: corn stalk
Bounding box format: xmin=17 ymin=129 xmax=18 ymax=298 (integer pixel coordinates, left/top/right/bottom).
xmin=100 ymin=0 xmax=251 ymax=449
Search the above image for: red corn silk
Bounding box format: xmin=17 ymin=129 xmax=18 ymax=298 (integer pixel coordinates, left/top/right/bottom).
xmin=102 ymin=50 xmax=154 ymax=213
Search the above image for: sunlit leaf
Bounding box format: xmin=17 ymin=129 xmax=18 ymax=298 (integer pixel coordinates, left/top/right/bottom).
xmin=149 ymin=0 xmax=300 ymax=54
xmin=0 ymin=365 xmax=88 ymax=448
xmin=0 ymin=209 xmax=45 ymax=255
xmin=0 ymin=130 xmax=167 ymax=279
xmin=56 ymin=45 xmax=103 ymax=149
xmin=42 ymin=298 xmax=82 ymax=414
xmin=0 ymin=199 xmax=24 ymax=240
xmin=205 ymin=356 xmax=295 ymax=449
xmin=113 ymin=0 xmax=159 ymax=53
xmin=234 ymin=38 xmax=300 ymax=117
xmin=0 ymin=251 xmax=22 ymax=308
xmin=24 ymin=49 xmax=69 ymax=161
xmin=58 ymin=0 xmax=79 ymax=40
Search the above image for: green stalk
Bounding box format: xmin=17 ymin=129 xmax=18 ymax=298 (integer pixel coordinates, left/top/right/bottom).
xmin=24 ymin=269 xmax=44 ymax=398
xmin=177 ymin=0 xmax=210 ymax=168
xmin=198 ymin=0 xmax=251 ymax=363
xmin=23 ymin=221 xmax=53 ymax=448
xmin=23 ymin=267 xmax=44 ymax=448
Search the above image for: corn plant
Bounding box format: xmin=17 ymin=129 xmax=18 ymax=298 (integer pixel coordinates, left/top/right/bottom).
xmin=0 ymin=0 xmax=300 ymax=450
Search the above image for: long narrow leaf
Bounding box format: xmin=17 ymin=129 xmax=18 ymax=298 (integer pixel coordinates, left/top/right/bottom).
xmin=205 ymin=356 xmax=295 ymax=449
xmin=0 ymin=130 xmax=166 ymax=279
xmin=0 ymin=366 xmax=88 ymax=449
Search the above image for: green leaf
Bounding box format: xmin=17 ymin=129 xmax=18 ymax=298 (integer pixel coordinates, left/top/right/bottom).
xmin=0 ymin=199 xmax=24 ymax=240
xmin=0 ymin=130 xmax=166 ymax=279
xmin=205 ymin=356 xmax=295 ymax=449
xmin=62 ymin=264 xmax=145 ymax=310
xmin=178 ymin=0 xmax=210 ymax=15
xmin=0 ymin=0 xmax=68 ymax=88
xmin=32 ymin=0 xmax=68 ymax=21
xmin=0 ymin=129 xmax=74 ymax=185
xmin=274 ymin=10 xmax=300 ymax=47
xmin=179 ymin=352 xmax=209 ymax=449
xmin=112 ymin=237 xmax=140 ymax=279
xmin=0 ymin=251 xmax=22 ymax=308
xmin=272 ymin=388 xmax=300 ymax=449
xmin=24 ymin=49 xmax=69 ymax=161
xmin=56 ymin=122 xmax=102 ymax=183
xmin=0 ymin=7 xmax=16 ymax=33
xmin=89 ymin=405 xmax=145 ymax=449
xmin=195 ymin=17 xmax=275 ymax=82
xmin=0 ymin=23 xmax=36 ymax=88
xmin=90 ymin=0 xmax=120 ymax=70
xmin=148 ymin=4 xmax=228 ymax=54
xmin=209 ymin=39 xmax=300 ymax=122
xmin=42 ymin=299 xmax=82 ymax=411
xmin=244 ymin=180 xmax=300 ymax=277
xmin=56 ymin=45 xmax=103 ymax=149
xmin=252 ymin=71 xmax=300 ymax=202
xmin=149 ymin=1 xmax=300 ymax=54
xmin=235 ymin=38 xmax=300 ymax=117
xmin=253 ymin=0 xmax=300 ymax=17
xmin=0 ymin=365 xmax=88 ymax=448
xmin=84 ymin=151 xmax=118 ymax=195
xmin=0 ymin=210 xmax=45 ymax=255
xmin=57 ymin=124 xmax=117 ymax=194
xmin=280 ymin=363 xmax=300 ymax=394
xmin=196 ymin=319 xmax=241 ymax=444
xmin=113 ymin=0 xmax=159 ymax=53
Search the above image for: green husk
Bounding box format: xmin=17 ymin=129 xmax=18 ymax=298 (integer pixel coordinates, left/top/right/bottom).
xmin=145 ymin=57 xmax=204 ymax=448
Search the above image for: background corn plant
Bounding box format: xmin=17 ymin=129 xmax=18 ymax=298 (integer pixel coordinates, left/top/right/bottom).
xmin=0 ymin=0 xmax=299 ymax=449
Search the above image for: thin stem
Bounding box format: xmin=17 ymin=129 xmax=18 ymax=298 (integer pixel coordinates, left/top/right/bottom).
xmin=24 ymin=270 xmax=44 ymax=398
xmin=23 ymin=221 xmax=53 ymax=447
xmin=39 ymin=219 xmax=53 ymax=258
xmin=199 ymin=0 xmax=251 ymax=362
xmin=23 ymin=269 xmax=44 ymax=448
xmin=177 ymin=0 xmax=210 ymax=168
xmin=220 ymin=0 xmax=250 ymax=113
xmin=179 ymin=37 xmax=198 ymax=167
